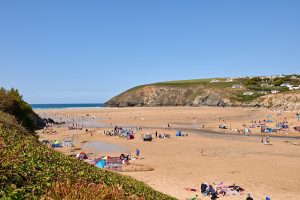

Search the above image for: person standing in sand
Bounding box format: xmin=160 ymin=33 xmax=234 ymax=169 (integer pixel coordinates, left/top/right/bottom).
xmin=136 ymin=148 xmax=140 ymax=159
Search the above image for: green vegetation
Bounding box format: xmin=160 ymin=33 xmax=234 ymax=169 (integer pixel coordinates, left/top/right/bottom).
xmin=151 ymin=78 xmax=212 ymax=86
xmin=231 ymin=92 xmax=263 ymax=102
xmin=0 ymin=111 xmax=175 ymax=199
xmin=0 ymin=88 xmax=44 ymax=132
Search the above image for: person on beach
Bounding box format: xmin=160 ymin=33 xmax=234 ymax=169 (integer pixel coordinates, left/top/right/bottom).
xmin=190 ymin=194 xmax=198 ymax=200
xmin=211 ymin=192 xmax=218 ymax=200
xmin=136 ymin=148 xmax=140 ymax=158
xmin=155 ymin=131 xmax=158 ymax=138
xmin=246 ymin=193 xmax=253 ymax=200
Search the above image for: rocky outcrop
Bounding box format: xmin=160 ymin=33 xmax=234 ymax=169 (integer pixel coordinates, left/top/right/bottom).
xmin=106 ymin=85 xmax=231 ymax=107
xmin=255 ymin=92 xmax=300 ymax=110
xmin=192 ymin=93 xmax=230 ymax=107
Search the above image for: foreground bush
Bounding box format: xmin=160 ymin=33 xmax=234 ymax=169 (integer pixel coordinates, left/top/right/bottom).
xmin=0 ymin=88 xmax=44 ymax=132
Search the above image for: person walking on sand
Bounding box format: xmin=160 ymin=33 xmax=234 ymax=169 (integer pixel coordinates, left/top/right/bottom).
xmin=136 ymin=148 xmax=140 ymax=159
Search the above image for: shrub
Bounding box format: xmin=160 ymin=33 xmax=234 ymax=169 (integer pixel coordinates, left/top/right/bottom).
xmin=0 ymin=87 xmax=44 ymax=132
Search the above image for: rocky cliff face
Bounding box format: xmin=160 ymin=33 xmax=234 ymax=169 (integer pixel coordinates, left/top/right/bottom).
xmin=106 ymin=85 xmax=232 ymax=107
xmin=255 ymin=92 xmax=300 ymax=110
xmin=105 ymin=85 xmax=300 ymax=110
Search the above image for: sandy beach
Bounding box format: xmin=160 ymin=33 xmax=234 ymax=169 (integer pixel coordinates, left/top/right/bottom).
xmin=36 ymin=107 xmax=300 ymax=200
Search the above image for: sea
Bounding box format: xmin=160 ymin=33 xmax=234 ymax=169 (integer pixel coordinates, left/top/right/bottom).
xmin=31 ymin=103 xmax=105 ymax=110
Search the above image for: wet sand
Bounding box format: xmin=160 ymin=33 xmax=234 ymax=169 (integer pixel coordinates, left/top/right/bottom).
xmin=36 ymin=107 xmax=300 ymax=200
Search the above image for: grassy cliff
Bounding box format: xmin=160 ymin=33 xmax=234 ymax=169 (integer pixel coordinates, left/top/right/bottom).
xmin=105 ymin=75 xmax=300 ymax=108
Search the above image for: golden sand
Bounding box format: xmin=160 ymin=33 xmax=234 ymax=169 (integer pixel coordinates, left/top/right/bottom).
xmin=36 ymin=107 xmax=300 ymax=200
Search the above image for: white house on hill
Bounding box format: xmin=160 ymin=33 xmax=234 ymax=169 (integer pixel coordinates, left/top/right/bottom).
xmin=210 ymin=79 xmax=220 ymax=83
xmin=243 ymin=91 xmax=254 ymax=96
xmin=271 ymin=90 xmax=280 ymax=94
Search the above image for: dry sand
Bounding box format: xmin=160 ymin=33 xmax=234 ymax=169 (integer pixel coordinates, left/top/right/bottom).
xmin=36 ymin=107 xmax=300 ymax=200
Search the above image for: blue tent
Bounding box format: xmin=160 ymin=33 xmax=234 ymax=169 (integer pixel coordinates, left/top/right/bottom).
xmin=176 ymin=130 xmax=182 ymax=136
xmin=51 ymin=140 xmax=61 ymax=148
xmin=52 ymin=144 xmax=60 ymax=148
xmin=96 ymin=160 xmax=105 ymax=169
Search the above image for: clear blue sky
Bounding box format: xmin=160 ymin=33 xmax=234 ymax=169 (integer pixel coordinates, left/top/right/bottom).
xmin=1 ymin=1 xmax=299 ymax=103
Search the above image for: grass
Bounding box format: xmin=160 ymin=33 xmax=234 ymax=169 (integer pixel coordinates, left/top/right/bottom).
xmin=151 ymin=78 xmax=212 ymax=86
xmin=0 ymin=111 xmax=175 ymax=200
xmin=231 ymin=92 xmax=263 ymax=102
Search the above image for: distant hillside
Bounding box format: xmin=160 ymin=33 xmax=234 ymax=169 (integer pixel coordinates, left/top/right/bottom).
xmin=105 ymin=75 xmax=300 ymax=110
xmin=0 ymin=111 xmax=174 ymax=199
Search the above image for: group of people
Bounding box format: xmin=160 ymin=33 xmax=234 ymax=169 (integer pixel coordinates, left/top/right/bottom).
xmin=155 ymin=131 xmax=170 ymax=139
xmin=199 ymin=183 xmax=245 ymax=199
xmin=68 ymin=123 xmax=83 ymax=130
xmin=43 ymin=122 xmax=56 ymax=133
xmin=189 ymin=183 xmax=271 ymax=200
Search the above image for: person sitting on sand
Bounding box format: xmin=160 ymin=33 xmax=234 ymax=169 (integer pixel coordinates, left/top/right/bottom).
xmin=190 ymin=194 xmax=198 ymax=200
xmin=201 ymin=183 xmax=209 ymax=195
xmin=246 ymin=193 xmax=253 ymax=200
xmin=209 ymin=185 xmax=215 ymax=195
xmin=211 ymin=192 xmax=218 ymax=200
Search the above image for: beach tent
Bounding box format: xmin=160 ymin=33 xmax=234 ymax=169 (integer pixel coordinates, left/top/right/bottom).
xmin=52 ymin=140 xmax=61 ymax=148
xmin=76 ymin=152 xmax=88 ymax=160
xmin=53 ymin=140 xmax=60 ymax=144
xmin=143 ymin=133 xmax=152 ymax=141
xmin=95 ymin=159 xmax=105 ymax=169
xmin=266 ymin=128 xmax=273 ymax=133
xmin=176 ymin=130 xmax=182 ymax=136
xmin=219 ymin=124 xmax=228 ymax=129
